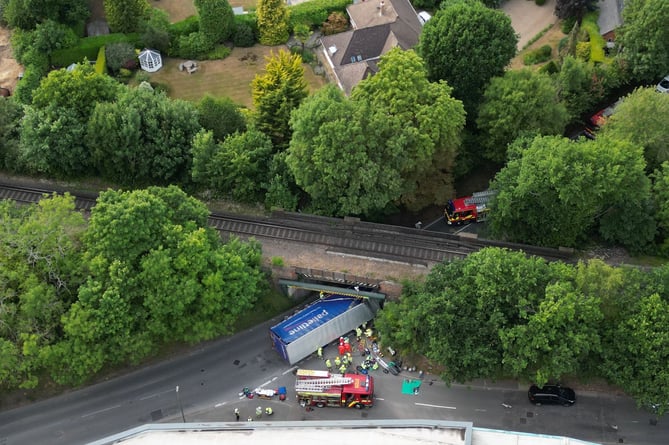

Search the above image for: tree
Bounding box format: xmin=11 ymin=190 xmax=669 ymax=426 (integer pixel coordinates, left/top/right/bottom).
xmin=599 ymin=87 xmax=669 ymax=172
xmin=500 ymin=281 xmax=602 ymax=387
xmin=105 ymin=42 xmax=137 ymax=73
xmin=52 ymin=187 xmax=264 ymax=384
xmin=293 ymin=23 xmax=312 ymax=53
xmin=489 ymin=135 xmax=654 ymax=250
xmin=87 ymin=88 xmax=201 ymax=186
xmin=477 ymin=69 xmax=569 ymax=163
xmin=195 ymin=0 xmax=234 ymax=45
xmin=256 ymin=0 xmax=289 ymax=45
xmin=192 ymin=128 xmax=273 ymax=202
xmin=19 ymin=64 xmax=121 ymax=177
xmin=3 ymin=0 xmax=88 ymax=29
xmin=617 ymin=0 xmax=669 ymax=81
xmin=288 ymin=50 xmax=465 ymax=216
xmin=652 ymin=162 xmax=669 ymax=254
xmin=197 ymin=95 xmax=246 ymax=142
xmin=0 ymin=97 xmax=23 ymax=170
xmin=418 ymin=1 xmax=517 ymax=115
xmin=556 ymin=55 xmax=596 ymax=120
xmin=351 ymin=48 xmax=466 ymax=211
xmin=251 ymin=49 xmax=307 ymax=149
xmin=103 ymin=0 xmax=149 ymax=33
xmin=602 ymin=293 xmax=669 ymax=416
xmin=554 ymin=0 xmax=596 ymax=20
xmin=140 ymin=8 xmax=171 ymax=53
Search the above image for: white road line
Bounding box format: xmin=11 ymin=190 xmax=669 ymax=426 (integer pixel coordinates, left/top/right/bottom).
xmin=139 ymin=389 xmax=173 ymax=401
xmin=214 ymin=402 xmax=227 ymax=408
xmin=259 ymin=379 xmax=272 ymax=388
xmin=271 ymin=376 xmax=278 ymax=382
xmin=415 ymin=402 xmax=456 ymax=410
xmin=82 ymin=404 xmax=121 ymax=418
xmin=282 ymin=366 xmax=297 ymax=375
xmin=475 ymin=409 xmax=487 ymax=412
xmin=375 ymin=398 xmax=385 ymax=401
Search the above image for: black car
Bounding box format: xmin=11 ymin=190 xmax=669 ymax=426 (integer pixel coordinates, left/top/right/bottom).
xmin=528 ymin=384 xmax=576 ymax=406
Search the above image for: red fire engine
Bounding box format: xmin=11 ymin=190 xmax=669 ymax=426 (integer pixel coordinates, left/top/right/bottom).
xmin=295 ymin=369 xmax=374 ymax=409
xmin=444 ymin=190 xmax=496 ymax=225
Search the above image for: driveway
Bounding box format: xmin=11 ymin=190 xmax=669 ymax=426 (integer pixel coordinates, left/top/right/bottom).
xmin=502 ymin=0 xmax=558 ymax=50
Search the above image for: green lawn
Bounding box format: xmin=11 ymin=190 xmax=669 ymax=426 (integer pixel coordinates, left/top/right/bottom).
xmin=145 ymin=46 xmax=327 ymax=108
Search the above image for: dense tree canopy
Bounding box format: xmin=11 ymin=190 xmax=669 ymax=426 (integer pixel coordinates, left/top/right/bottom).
xmin=195 ymin=0 xmax=235 ymax=45
xmin=3 ymin=0 xmax=88 ymax=29
xmin=554 ymin=0 xmax=596 ymax=19
xmin=600 ymin=87 xmax=669 ymax=172
xmin=477 ymin=69 xmax=569 ymax=163
xmin=197 ymin=95 xmax=247 ymax=142
xmin=46 ymin=187 xmax=265 ymax=385
xmin=617 ymin=0 xmax=669 ymax=81
xmin=489 ymin=135 xmax=654 ymax=251
xmin=377 ymin=248 xmax=669 ymax=412
xmin=19 ymin=65 xmax=121 ymax=177
xmin=87 ymin=88 xmax=201 ymax=186
xmin=103 ymin=0 xmax=150 ymax=33
xmin=418 ymin=1 xmax=517 ymax=115
xmin=251 ymin=50 xmax=307 ymax=149
xmin=287 ymin=49 xmax=465 ymax=216
xmin=0 ymin=97 xmax=22 ymax=170
xmin=556 ymin=55 xmax=596 ymax=120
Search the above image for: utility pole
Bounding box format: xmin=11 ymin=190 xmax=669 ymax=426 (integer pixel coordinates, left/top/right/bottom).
xmin=175 ymin=386 xmax=186 ymax=423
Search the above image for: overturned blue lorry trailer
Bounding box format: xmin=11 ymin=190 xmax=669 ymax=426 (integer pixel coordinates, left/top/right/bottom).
xmin=270 ymin=295 xmax=378 ymax=365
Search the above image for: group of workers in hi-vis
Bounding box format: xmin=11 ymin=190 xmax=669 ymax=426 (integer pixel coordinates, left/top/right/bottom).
xmin=319 ymin=322 xmax=376 ymax=375
xmin=234 ymin=406 xmax=273 ymax=421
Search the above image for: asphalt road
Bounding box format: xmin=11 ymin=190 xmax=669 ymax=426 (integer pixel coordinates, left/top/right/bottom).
xmin=1 ymin=308 xmax=667 ymax=445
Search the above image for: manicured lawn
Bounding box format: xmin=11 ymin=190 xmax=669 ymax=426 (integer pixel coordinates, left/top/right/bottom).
xmin=150 ymin=0 xmax=256 ymax=22
xmin=145 ymin=46 xmax=327 ymax=108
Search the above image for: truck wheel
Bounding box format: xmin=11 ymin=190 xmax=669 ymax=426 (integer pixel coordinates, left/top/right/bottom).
xmin=316 ymin=402 xmax=325 ymax=408
xmin=354 ymin=403 xmax=363 ymax=410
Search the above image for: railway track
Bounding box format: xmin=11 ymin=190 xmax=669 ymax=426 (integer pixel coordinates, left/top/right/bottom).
xmin=0 ymin=183 xmax=572 ymax=265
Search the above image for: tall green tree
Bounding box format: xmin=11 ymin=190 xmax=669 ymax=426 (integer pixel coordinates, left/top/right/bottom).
xmin=418 ymin=0 xmax=517 ymax=115
xmin=477 ymin=69 xmax=569 ymax=163
xmin=103 ymin=0 xmax=150 ymax=33
xmin=500 ymin=281 xmax=602 ymax=387
xmin=0 ymin=97 xmax=23 ymax=170
xmin=195 ymin=0 xmax=235 ymax=45
xmin=256 ymin=0 xmax=289 ymax=45
xmin=251 ymin=49 xmax=307 ymax=149
xmin=555 ymin=0 xmax=596 ymax=19
xmin=87 ymin=88 xmax=201 ymax=186
xmin=556 ymin=55 xmax=596 ymax=120
xmin=351 ymin=48 xmax=466 ymax=211
xmin=490 ymin=135 xmax=654 ymax=250
xmin=602 ymin=293 xmax=669 ymax=416
xmin=3 ymin=0 xmax=88 ymax=29
xmin=600 ymin=87 xmax=669 ymax=172
xmin=617 ymin=0 xmax=669 ymax=81
xmin=19 ymin=64 xmax=121 ymax=177
xmin=192 ymin=128 xmax=273 ymax=202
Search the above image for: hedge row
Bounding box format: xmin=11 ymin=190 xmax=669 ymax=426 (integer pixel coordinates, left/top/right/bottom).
xmin=94 ymin=46 xmax=107 ymax=74
xmin=51 ymin=33 xmax=140 ymax=67
xmin=288 ymin=0 xmax=352 ymax=29
xmin=580 ymin=12 xmax=606 ymax=63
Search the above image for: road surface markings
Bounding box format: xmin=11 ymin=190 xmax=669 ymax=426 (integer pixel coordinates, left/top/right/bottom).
xmin=415 ymin=402 xmax=456 ymax=410
xmin=475 ymin=409 xmax=487 ymax=412
xmin=214 ymin=402 xmax=227 ymax=408
xmin=282 ymin=366 xmax=297 ymax=375
xmin=139 ymin=388 xmax=174 ymax=401
xmin=82 ymin=404 xmax=122 ymax=418
xmin=375 ymin=398 xmax=385 ymax=401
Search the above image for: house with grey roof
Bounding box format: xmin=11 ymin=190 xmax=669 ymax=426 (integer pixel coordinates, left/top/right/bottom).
xmin=320 ymin=0 xmax=422 ymax=95
xmin=597 ymin=0 xmax=625 ymax=41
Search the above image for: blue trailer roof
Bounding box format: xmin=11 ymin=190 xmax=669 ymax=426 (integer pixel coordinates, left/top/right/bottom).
xmin=270 ymin=296 xmax=359 ymax=344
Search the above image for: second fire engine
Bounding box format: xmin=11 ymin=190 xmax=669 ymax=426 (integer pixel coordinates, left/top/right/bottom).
xmin=444 ymin=190 xmax=496 ymax=225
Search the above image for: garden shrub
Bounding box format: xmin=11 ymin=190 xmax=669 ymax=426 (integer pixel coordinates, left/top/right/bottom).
xmin=169 ymin=16 xmax=200 ymax=38
xmin=290 ymin=46 xmax=315 ymax=63
xmin=152 ymin=82 xmax=171 ymax=94
xmin=233 ymin=22 xmax=256 ymax=47
xmin=535 ymin=0 xmax=546 ymax=5
xmin=288 ymin=0 xmax=351 ymax=30
xmin=205 ymin=44 xmax=232 ymax=60
xmin=14 ymin=65 xmax=47 ymax=105
xmin=94 ymin=46 xmax=107 ymax=74
xmin=51 ymin=33 xmax=140 ymax=67
xmin=523 ymin=44 xmax=552 ymax=65
xmin=321 ymin=11 xmax=348 ymax=35
xmin=576 ymin=41 xmax=590 ymax=61
xmin=105 ymin=42 xmax=136 ymax=73
xmin=580 ymin=12 xmax=606 ymax=63
xmin=173 ymin=32 xmax=214 ymax=60
xmin=558 ymin=36 xmax=569 ymax=53
xmin=539 ymin=60 xmax=559 ymax=75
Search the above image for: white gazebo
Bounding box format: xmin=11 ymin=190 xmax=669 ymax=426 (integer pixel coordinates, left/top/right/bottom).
xmin=138 ymin=48 xmax=163 ymax=73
